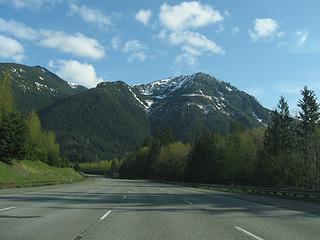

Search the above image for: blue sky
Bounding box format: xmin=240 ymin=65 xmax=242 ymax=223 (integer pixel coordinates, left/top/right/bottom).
xmin=0 ymin=0 xmax=319 ymax=111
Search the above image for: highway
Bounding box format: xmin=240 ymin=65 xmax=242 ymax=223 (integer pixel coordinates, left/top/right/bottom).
xmin=1 ymin=177 xmax=320 ymax=240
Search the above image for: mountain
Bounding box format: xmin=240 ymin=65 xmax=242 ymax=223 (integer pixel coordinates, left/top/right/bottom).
xmin=0 ymin=63 xmax=87 ymax=113
xmin=132 ymin=72 xmax=270 ymax=140
xmin=1 ymin=62 xmax=270 ymax=161
xmin=39 ymin=81 xmax=151 ymax=162
xmin=39 ymin=72 xmax=270 ymax=161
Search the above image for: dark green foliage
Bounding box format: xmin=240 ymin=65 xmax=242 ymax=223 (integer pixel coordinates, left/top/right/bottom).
xmin=185 ymin=133 xmax=224 ymax=183
xmin=260 ymin=96 xmax=298 ymax=187
xmin=297 ymin=87 xmax=320 ymax=188
xmin=39 ymin=81 xmax=151 ymax=162
xmin=0 ymin=111 xmax=28 ymax=164
xmin=0 ymin=71 xmax=27 ymax=164
xmin=298 ymin=87 xmax=320 ymax=135
xmin=119 ymin=147 xmax=151 ymax=179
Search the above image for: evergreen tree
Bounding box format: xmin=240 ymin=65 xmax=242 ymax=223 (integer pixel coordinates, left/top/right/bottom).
xmin=0 ymin=112 xmax=28 ymax=164
xmin=185 ymin=133 xmax=223 ymax=183
xmin=263 ymin=97 xmax=297 ymax=186
xmin=265 ymin=96 xmax=295 ymax=153
xmin=298 ymin=87 xmax=320 ymax=135
xmin=0 ymin=70 xmax=28 ymax=164
xmin=297 ymin=87 xmax=320 ymax=188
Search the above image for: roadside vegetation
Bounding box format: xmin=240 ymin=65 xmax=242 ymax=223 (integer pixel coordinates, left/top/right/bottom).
xmin=0 ymin=70 xmax=83 ymax=187
xmin=0 ymin=160 xmax=83 ymax=188
xmin=118 ymin=87 xmax=320 ymax=190
xmin=78 ymin=159 xmax=121 ymax=175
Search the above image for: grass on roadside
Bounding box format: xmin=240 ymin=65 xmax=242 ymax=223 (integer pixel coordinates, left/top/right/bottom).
xmin=0 ymin=160 xmax=84 ymax=188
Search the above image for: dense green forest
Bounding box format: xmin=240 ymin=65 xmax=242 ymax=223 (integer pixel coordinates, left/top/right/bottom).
xmin=39 ymin=82 xmax=151 ymax=162
xmin=0 ymin=70 xmax=68 ymax=167
xmin=118 ymin=87 xmax=320 ymax=189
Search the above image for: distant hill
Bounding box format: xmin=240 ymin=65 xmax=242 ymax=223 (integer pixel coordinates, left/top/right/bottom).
xmin=39 ymin=81 xmax=151 ymax=162
xmin=0 ymin=63 xmax=86 ymax=113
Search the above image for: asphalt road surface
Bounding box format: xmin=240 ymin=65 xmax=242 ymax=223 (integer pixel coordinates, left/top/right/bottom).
xmin=1 ymin=176 xmax=320 ymax=240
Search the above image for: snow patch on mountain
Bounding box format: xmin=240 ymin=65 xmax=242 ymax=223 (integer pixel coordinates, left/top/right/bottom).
xmin=187 ymin=102 xmax=210 ymax=114
xmin=34 ymin=82 xmax=47 ymax=90
xmin=253 ymin=112 xmax=263 ymax=123
xmin=136 ymin=75 xmax=194 ymax=97
xmin=226 ymin=86 xmax=232 ymax=91
xmin=127 ymin=86 xmax=148 ymax=110
xmin=145 ymin=99 xmax=154 ymax=108
xmin=183 ymin=93 xmax=213 ymax=101
xmin=68 ymin=82 xmax=80 ymax=89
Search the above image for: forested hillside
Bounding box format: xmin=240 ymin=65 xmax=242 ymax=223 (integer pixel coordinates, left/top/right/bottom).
xmin=39 ymin=81 xmax=151 ymax=162
xmin=37 ymin=70 xmax=270 ymax=161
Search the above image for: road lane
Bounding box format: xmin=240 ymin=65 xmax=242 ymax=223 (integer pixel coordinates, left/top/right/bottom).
xmin=0 ymin=177 xmax=129 ymax=240
xmin=0 ymin=177 xmax=320 ymax=240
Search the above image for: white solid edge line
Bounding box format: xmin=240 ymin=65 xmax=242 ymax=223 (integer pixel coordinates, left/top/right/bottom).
xmin=0 ymin=206 xmax=16 ymax=212
xmin=100 ymin=210 xmax=112 ymax=220
xmin=235 ymin=226 xmax=265 ymax=240
xmin=184 ymin=200 xmax=193 ymax=205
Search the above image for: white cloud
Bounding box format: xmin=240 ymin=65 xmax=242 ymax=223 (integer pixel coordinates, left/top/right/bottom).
xmin=49 ymin=60 xmax=105 ymax=88
xmin=168 ymin=31 xmax=224 ymax=65
xmin=0 ymin=0 xmax=61 ymax=9
xmin=40 ymin=31 xmax=105 ymax=59
xmin=168 ymin=31 xmax=224 ymax=55
xmin=159 ymin=31 xmax=224 ymax=66
xmin=159 ymin=1 xmax=223 ymax=32
xmin=0 ymin=18 xmax=39 ymax=40
xmin=0 ymin=18 xmax=106 ymax=59
xmin=296 ymin=30 xmax=308 ymax=46
xmin=122 ymin=40 xmax=147 ymax=62
xmin=111 ymin=35 xmax=122 ymax=50
xmin=0 ymin=35 xmax=25 ymax=61
xmin=69 ymin=3 xmax=112 ymax=30
xmin=249 ymin=18 xmax=284 ymax=41
xmin=135 ymin=9 xmax=152 ymax=26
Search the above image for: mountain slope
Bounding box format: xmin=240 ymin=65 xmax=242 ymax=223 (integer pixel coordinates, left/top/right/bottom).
xmin=132 ymin=72 xmax=270 ymax=140
xmin=0 ymin=63 xmax=86 ymax=113
xmin=39 ymin=81 xmax=151 ymax=162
